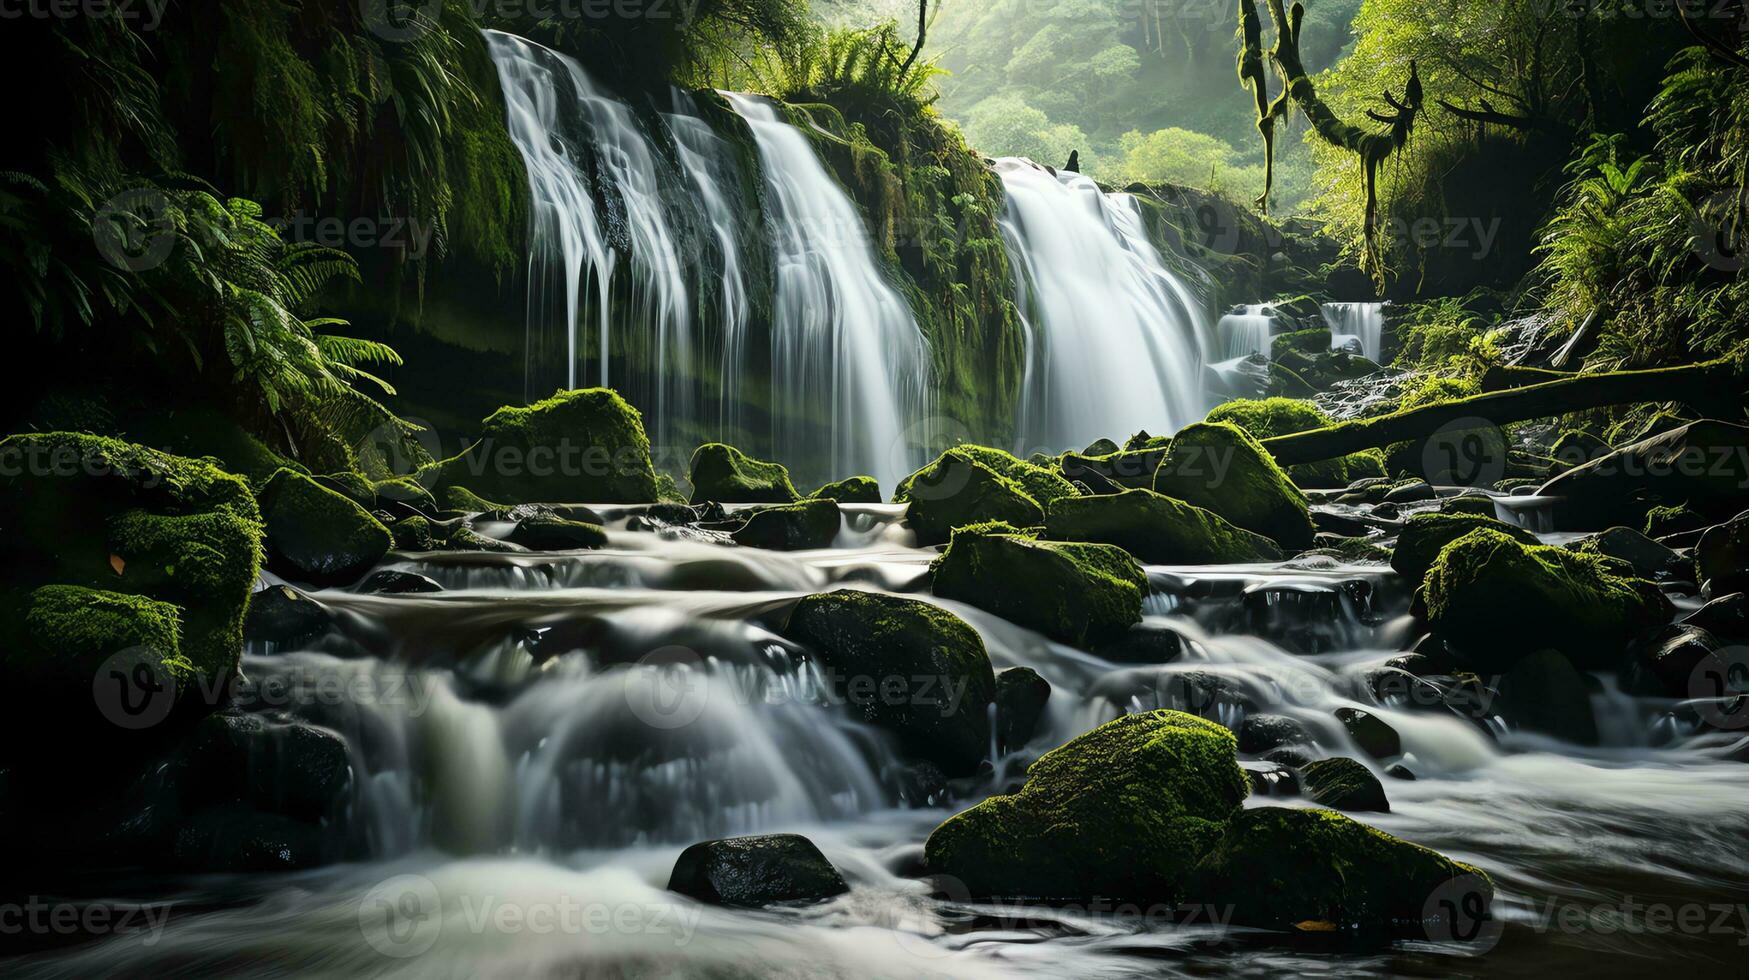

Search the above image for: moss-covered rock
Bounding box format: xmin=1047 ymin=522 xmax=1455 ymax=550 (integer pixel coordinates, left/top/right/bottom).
xmin=668 ymin=833 xmax=849 ymax=907
xmin=389 ymin=515 xmax=436 ymax=552
xmin=506 ymin=513 xmax=608 ymax=551
xmin=809 ymin=475 xmax=882 ymax=504
xmin=0 ymin=433 xmax=262 ymax=693
xmin=897 ymin=450 xmax=1045 ymax=546
xmin=1059 ymin=446 xmax=1171 ymax=491
xmin=424 ymin=389 xmax=658 ymax=504
xmin=1205 ymin=397 xmax=1382 ymax=489
xmin=1576 ymin=526 xmax=1693 ymax=581
xmin=1192 ymin=807 xmax=1492 ymax=932
xmin=1153 ymin=422 xmax=1315 ymax=548
xmin=931 ymin=525 xmax=1146 ymax=647
xmin=440 ymin=485 xmax=504 ymax=514
xmin=1644 ymin=504 xmax=1706 ymax=539
xmin=1045 ymin=489 xmax=1283 ymax=565
xmin=1391 ymin=513 xmax=1539 ymax=587
xmin=898 ymin=445 xmax=1077 ymax=508
xmin=924 ymin=711 xmax=1247 ymax=900
xmin=688 ymin=443 xmax=800 ymax=504
xmin=731 ymin=500 xmax=841 ymax=551
xmin=1301 ymin=757 xmax=1390 ymax=812
xmin=781 ymin=590 xmax=995 ymax=775
xmin=3 ymin=585 xmax=188 ymax=695
xmin=257 ymin=469 xmax=391 ymax=587
xmin=1423 ymin=528 xmax=1670 ymax=670
xmin=1539 ymin=420 xmax=1749 ymax=529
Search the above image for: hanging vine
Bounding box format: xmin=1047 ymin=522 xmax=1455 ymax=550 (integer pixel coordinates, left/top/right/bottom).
xmin=1237 ymin=0 xmax=1422 ymax=285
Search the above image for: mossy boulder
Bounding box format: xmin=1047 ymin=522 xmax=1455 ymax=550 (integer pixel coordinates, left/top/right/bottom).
xmin=389 ymin=515 xmax=436 ymax=552
xmin=1423 ymin=528 xmax=1670 ymax=670
xmin=257 ymin=469 xmax=391 ymax=587
xmin=924 ymin=711 xmax=1247 ymax=900
xmin=1539 ymin=420 xmax=1749 ymax=529
xmin=2 ymin=585 xmax=188 ymax=701
xmin=668 ymin=834 xmax=848 ymax=907
xmin=1204 ymin=398 xmax=1382 ymax=489
xmin=731 ymin=500 xmax=841 ymax=551
xmin=897 ymin=450 xmax=1045 ymax=546
xmin=1391 ymin=513 xmax=1539 ymax=587
xmin=1301 ymin=757 xmax=1389 ymax=812
xmin=1059 ymin=446 xmax=1169 ymax=491
xmin=1152 ymin=422 xmax=1315 ymax=548
xmin=1045 ymin=489 xmax=1283 ymax=565
xmin=0 ymin=433 xmax=262 ymax=694
xmin=424 ymin=389 xmax=658 ymax=504
xmin=931 ymin=525 xmax=1145 ymax=647
xmin=688 ymin=443 xmax=800 ymax=504
xmin=1192 ymin=807 xmax=1492 ymax=933
xmin=810 ymin=476 xmax=882 ymax=504
xmin=506 ymin=513 xmax=609 ymax=551
xmin=781 ymin=590 xmax=995 ymax=775
xmin=897 ymin=445 xmax=1078 ymax=509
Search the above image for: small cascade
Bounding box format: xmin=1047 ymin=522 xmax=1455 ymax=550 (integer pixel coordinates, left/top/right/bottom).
xmin=996 ymin=158 xmax=1213 ymax=453
xmin=1321 ymin=301 xmax=1385 ymax=361
xmin=1217 ymin=304 xmax=1275 ymax=359
xmin=724 ymin=93 xmax=934 ymax=490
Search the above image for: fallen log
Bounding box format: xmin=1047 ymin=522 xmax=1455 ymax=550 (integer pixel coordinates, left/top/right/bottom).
xmin=1261 ymin=356 xmax=1744 ymax=467
xmin=1480 ymin=364 xmax=1572 ymax=392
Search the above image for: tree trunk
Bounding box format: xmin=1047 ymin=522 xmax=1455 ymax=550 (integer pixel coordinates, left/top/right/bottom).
xmin=1261 ymin=357 xmax=1744 ymax=466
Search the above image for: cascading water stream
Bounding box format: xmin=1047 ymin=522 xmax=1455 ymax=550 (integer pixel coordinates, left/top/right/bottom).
xmin=996 ymin=157 xmax=1213 ymax=453
xmin=1322 ymin=301 xmax=1385 ymax=361
xmin=724 ymin=93 xmax=933 ymax=490
xmin=1217 ymin=304 xmax=1275 ymax=360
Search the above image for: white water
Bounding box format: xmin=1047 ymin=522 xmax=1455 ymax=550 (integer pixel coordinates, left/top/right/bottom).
xmin=997 ymin=158 xmax=1212 ymax=453
xmin=1323 ymin=301 xmax=1385 ymax=361
xmin=1217 ymin=304 xmax=1275 ymax=359
xmin=725 ymin=94 xmax=934 ymax=490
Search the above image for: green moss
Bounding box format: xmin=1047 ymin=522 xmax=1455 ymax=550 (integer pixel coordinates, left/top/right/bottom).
xmin=931 ymin=525 xmax=1145 ymax=647
xmin=654 ymin=473 xmax=688 ymax=505
xmin=390 ymin=516 xmax=435 ymax=552
xmin=257 ymin=469 xmax=391 ymax=587
xmin=782 ymin=590 xmax=995 ymax=775
xmin=810 ymin=475 xmax=882 ymax=504
xmin=1192 ymin=807 xmax=1492 ymax=932
xmin=1059 ymin=446 xmax=1171 ymax=491
xmin=688 ymin=443 xmax=800 ymax=504
xmin=1300 ymin=758 xmax=1390 ymax=812
xmin=1441 ymin=495 xmax=1498 ymax=517
xmin=3 ymin=585 xmax=189 ymax=692
xmin=426 ymin=389 xmax=658 ymax=505
xmin=440 ymin=486 xmax=503 ymax=514
xmin=1045 ymin=489 xmax=1283 ymax=565
xmin=1205 ymin=398 xmax=1386 ymax=489
xmin=898 ymin=450 xmax=1046 ymax=546
xmin=1391 ymin=513 xmax=1539 ymax=587
xmin=0 ymin=432 xmax=262 ymax=691
xmin=731 ymin=500 xmax=841 ymax=551
xmin=1272 ymin=329 xmax=1330 ymax=359
xmin=1424 ymin=527 xmax=1670 ymax=670
xmin=897 ymin=445 xmax=1077 ymax=509
xmin=1153 ymin=422 xmax=1315 ymax=549
xmin=924 ymin=711 xmax=1247 ymax=900
xmin=1643 ymin=503 xmax=1704 ymax=538
xmin=371 ymin=476 xmax=438 ymax=513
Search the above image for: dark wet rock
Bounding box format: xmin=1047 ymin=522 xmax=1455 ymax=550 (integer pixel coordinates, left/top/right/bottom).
xmin=1091 ymin=622 xmax=1187 ymax=664
xmin=259 ymin=469 xmax=391 ymax=587
xmin=1385 ymin=764 xmax=1417 ymax=780
xmin=1697 ymin=513 xmax=1749 ymax=593
xmin=645 ymin=502 xmax=702 ymax=524
xmin=507 ymin=513 xmax=609 ymax=550
xmin=1497 ymin=649 xmax=1598 ymax=744
xmin=782 ymin=590 xmax=995 ymax=776
xmin=1262 ymin=746 xmax=1316 ymax=768
xmin=1191 ymin=807 xmax=1489 ymax=932
xmin=1083 ymin=438 xmax=1121 ymax=456
xmin=181 ymin=711 xmax=352 ymax=822
xmin=1301 ymin=757 xmax=1389 ymax=812
xmin=931 ymin=525 xmax=1145 ymax=648
xmin=1577 ymin=526 xmax=1693 ymax=580
xmin=810 ymin=476 xmax=882 ymax=504
xmin=896 ymin=761 xmax=948 ymax=806
xmin=243 ymin=585 xmax=334 ymax=647
xmin=994 ymin=667 xmax=1052 ymax=752
xmin=1059 ymin=446 xmax=1169 ymax=492
xmin=1540 ymin=420 xmax=1749 ymax=529
xmin=1622 ymin=624 xmax=1724 ymax=697
xmin=1391 ymin=513 xmax=1539 ymax=588
xmin=1683 ymin=592 xmax=1749 ymax=643
xmin=667 ymin=834 xmax=849 ymax=907
xmin=1366 ymin=667 xmax=1450 ymax=713
xmin=389 ymin=515 xmax=436 ymax=551
xmin=359 ymin=570 xmax=444 ymax=595
xmin=1313 ymin=510 xmax=1374 ymax=537
xmin=1424 ymin=527 xmax=1671 ymax=671
xmin=1238 ymin=714 xmax=1314 ymax=755
xmin=446 ymin=526 xmax=525 ymax=553
xmin=898 ymin=450 xmax=1046 ymax=546
xmin=1148 ymin=670 xmax=1260 ymax=722
xmin=1236 ymin=581 xmax=1359 ymax=654
xmin=1152 ymin=422 xmax=1315 ymax=549
xmin=1243 ymin=761 xmax=1301 ymax=797
xmin=1045 ymin=489 xmax=1283 ymax=564
xmin=731 ymin=500 xmax=841 ymax=551
xmin=172 ymin=803 xmax=329 ymax=872
xmin=925 ymin=711 xmax=1246 ymax=900
xmin=688 ymin=443 xmax=800 ymax=504
xmin=422 ymin=389 xmax=659 ymax=505
xmin=1384 ymin=481 xmax=1436 ymax=504
xmin=1371 ymin=501 xmax=1401 ymax=519
xmin=1334 ymin=707 xmax=1401 ymax=759
xmin=1440 ymin=494 xmax=1498 ymax=518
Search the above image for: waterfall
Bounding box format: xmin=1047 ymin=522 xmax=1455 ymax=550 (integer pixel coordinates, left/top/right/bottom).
xmin=724 ymin=93 xmax=933 ymax=490
xmin=1218 ymin=304 xmax=1275 ymax=360
xmin=996 ymin=158 xmax=1212 ymax=453
xmin=1322 ymin=301 xmax=1385 ymax=361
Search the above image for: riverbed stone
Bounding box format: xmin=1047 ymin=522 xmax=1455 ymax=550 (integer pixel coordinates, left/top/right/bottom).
xmin=782 ymin=590 xmax=995 ymax=775
xmin=1045 ymin=489 xmax=1283 ymax=565
xmin=924 ymin=711 xmax=1247 ymax=900
xmin=689 ymin=443 xmax=800 ymax=504
xmin=243 ymin=585 xmax=334 ymax=647
xmin=1152 ymin=422 xmax=1315 ymax=548
xmin=1334 ymin=707 xmax=1401 ymax=759
xmin=507 ymin=513 xmax=609 ymax=550
xmin=668 ymin=833 xmax=849 ymax=907
xmin=1498 ymin=649 xmax=1598 ymax=743
xmin=424 ymin=388 xmax=659 ymax=504
xmin=899 ymin=445 xmax=1078 ymax=510
xmin=1697 ymin=513 xmax=1749 ymax=592
xmin=1539 ymin=420 xmax=1749 ymax=529
xmin=994 ymin=666 xmax=1051 ymax=752
xmin=1578 ymin=526 xmax=1694 ymax=581
xmin=897 ymin=451 xmax=1045 ymax=546
xmin=931 ymin=524 xmax=1146 ymax=647
xmin=1238 ymin=713 xmax=1315 ymax=755
xmin=259 ymin=469 xmax=391 ymax=587
xmin=1390 ymin=512 xmax=1538 ymax=587
xmin=1621 ymin=624 xmax=1724 ymax=697
xmin=358 ymin=570 xmax=444 ymax=594
xmin=731 ymin=500 xmax=840 ymax=551
xmin=1301 ymin=757 xmax=1390 ymax=812
xmin=810 ymin=475 xmax=881 ymax=503
xmin=1423 ymin=527 xmax=1670 ymax=670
